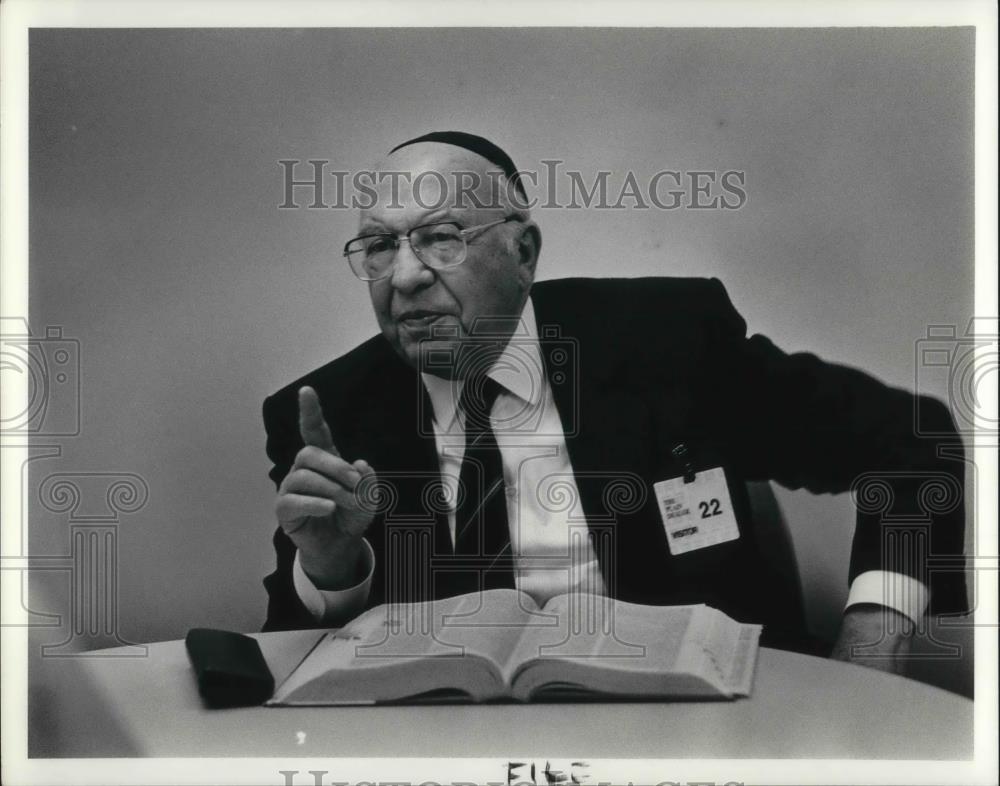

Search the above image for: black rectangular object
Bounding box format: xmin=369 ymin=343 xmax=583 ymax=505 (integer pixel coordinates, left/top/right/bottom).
xmin=184 ymin=628 xmax=274 ymax=708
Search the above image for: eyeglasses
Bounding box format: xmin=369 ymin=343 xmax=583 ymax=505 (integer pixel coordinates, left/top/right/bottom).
xmin=343 ymin=216 xmax=519 ymax=282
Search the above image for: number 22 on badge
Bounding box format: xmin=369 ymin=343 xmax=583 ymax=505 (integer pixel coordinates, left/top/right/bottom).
xmin=653 ymin=467 xmax=740 ymax=555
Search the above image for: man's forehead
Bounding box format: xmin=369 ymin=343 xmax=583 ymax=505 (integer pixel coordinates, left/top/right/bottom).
xmin=358 ymin=205 xmax=468 ymax=233
xmin=377 ymin=141 xmax=498 ymax=178
xmin=359 ymin=142 xmax=507 ymax=229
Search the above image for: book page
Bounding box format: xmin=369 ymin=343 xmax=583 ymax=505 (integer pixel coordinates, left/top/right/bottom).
xmin=506 ymin=595 xmax=761 ymax=700
xmin=417 ymin=589 xmax=541 ymax=666
xmin=674 ymin=606 xmax=762 ymax=696
xmin=726 ymin=623 xmax=763 ymax=696
xmin=506 ymin=594 xmax=698 ymax=683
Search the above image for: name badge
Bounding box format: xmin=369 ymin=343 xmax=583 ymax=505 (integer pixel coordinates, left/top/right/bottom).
xmin=653 ymin=467 xmax=740 ymax=555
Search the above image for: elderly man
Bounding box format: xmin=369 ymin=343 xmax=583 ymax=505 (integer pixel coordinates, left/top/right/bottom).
xmin=262 ymin=131 xmax=966 ymax=672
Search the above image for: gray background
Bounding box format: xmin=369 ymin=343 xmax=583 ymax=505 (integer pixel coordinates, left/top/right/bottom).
xmin=28 ymin=28 xmax=973 ymax=645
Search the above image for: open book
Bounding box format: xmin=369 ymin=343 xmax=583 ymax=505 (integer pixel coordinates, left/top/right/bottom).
xmin=268 ymin=590 xmax=761 ymax=705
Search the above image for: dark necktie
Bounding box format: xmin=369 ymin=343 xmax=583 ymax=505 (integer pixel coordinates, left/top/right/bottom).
xmin=453 ymin=375 xmax=516 ymax=592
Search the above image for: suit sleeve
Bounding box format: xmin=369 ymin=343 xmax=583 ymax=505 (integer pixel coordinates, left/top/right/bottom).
xmin=260 ymin=391 xmax=324 ymax=632
xmin=702 ymin=278 xmax=968 ymax=615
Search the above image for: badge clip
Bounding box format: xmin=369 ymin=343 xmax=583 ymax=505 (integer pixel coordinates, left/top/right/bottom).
xmin=671 ymin=443 xmax=697 ymax=484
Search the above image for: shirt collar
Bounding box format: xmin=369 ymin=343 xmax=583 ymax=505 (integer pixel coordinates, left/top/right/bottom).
xmin=421 ymin=297 xmax=543 ymax=430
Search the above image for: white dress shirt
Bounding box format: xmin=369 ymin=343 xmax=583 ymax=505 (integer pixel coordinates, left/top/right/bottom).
xmin=293 ymin=299 xmax=928 ymax=625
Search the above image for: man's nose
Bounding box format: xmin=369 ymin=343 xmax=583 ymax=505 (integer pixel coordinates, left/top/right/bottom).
xmin=389 ymin=240 xmax=434 ymax=294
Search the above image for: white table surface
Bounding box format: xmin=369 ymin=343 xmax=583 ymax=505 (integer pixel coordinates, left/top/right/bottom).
xmin=28 ymin=630 xmax=973 ymax=759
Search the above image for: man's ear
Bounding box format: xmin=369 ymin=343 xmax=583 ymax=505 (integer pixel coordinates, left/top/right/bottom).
xmin=514 ymin=222 xmax=541 ymax=289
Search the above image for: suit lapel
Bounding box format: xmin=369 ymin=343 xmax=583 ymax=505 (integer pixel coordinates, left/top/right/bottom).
xmin=531 ymin=285 xmax=673 ymax=601
xmin=350 ymin=342 xmax=453 ymax=603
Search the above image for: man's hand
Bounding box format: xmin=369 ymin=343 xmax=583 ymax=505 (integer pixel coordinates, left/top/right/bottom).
xmin=830 ymin=604 xmax=913 ymax=675
xmin=274 ymin=386 xmax=377 ymax=590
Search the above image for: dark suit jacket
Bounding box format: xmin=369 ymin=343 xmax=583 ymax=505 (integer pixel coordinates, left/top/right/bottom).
xmin=262 ymin=277 xmax=967 ymax=644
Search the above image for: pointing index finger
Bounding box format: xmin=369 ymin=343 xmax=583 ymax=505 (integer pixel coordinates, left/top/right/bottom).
xmin=298 ymin=386 xmax=339 ymax=455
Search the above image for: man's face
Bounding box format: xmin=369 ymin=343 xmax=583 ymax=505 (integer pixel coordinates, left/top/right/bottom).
xmin=359 ymin=144 xmax=537 ymax=378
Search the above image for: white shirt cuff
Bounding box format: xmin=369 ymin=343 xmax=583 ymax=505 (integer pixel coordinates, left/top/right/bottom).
xmin=292 ymin=538 xmax=375 ymax=624
xmin=845 ymin=570 xmax=929 ymax=625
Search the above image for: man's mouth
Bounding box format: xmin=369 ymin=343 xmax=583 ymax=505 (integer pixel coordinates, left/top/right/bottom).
xmin=397 ymin=310 xmax=448 ymax=327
